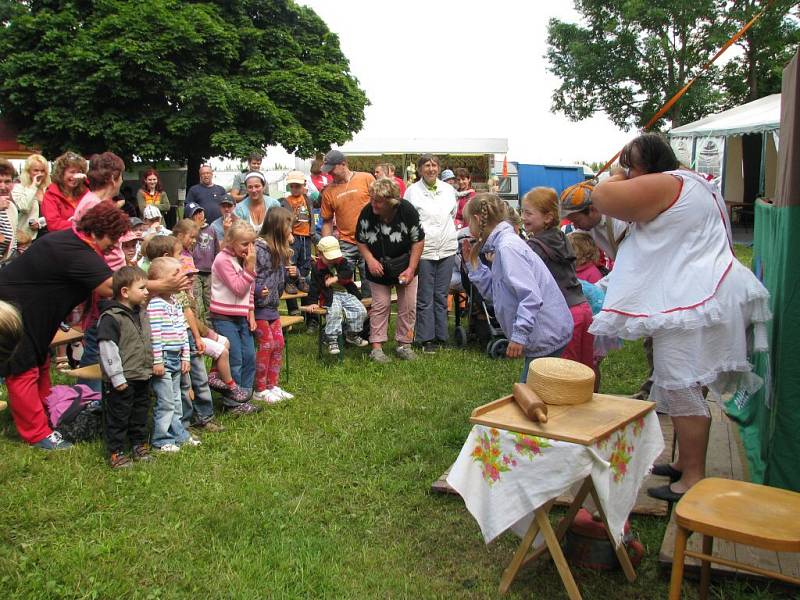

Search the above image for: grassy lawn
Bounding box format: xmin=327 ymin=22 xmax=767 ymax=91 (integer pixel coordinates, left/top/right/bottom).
xmin=0 ymin=245 xmax=787 ymax=599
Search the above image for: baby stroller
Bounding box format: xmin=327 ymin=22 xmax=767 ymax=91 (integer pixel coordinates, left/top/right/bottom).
xmin=450 ymin=229 xmax=509 ymax=358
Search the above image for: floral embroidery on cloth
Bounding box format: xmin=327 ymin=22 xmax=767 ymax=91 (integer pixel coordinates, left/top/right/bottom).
xmin=471 ymin=428 xmax=517 ymax=484
xmin=609 ymin=433 xmax=634 ymax=482
xmin=512 ymin=433 xmax=551 ymax=460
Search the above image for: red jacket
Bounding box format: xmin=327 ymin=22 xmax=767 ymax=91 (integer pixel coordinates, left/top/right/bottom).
xmin=42 ymin=183 xmax=86 ymax=231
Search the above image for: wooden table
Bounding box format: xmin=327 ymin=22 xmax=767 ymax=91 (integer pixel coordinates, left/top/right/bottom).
xmin=448 ymin=394 xmax=662 ymax=599
xmin=280 ymin=291 xmax=308 ymax=301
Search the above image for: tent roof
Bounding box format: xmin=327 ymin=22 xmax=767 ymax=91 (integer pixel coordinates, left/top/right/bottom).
xmin=336 ymin=136 xmax=508 ymax=155
xmin=669 ymin=94 xmax=780 ymax=138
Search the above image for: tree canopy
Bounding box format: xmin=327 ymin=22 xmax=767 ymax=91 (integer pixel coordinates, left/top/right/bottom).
xmin=0 ymin=0 xmax=369 ymax=169
xmin=546 ymin=0 xmax=799 ymax=130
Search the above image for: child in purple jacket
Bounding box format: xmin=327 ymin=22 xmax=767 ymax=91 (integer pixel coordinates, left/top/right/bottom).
xmin=462 ymin=193 xmax=573 ymax=382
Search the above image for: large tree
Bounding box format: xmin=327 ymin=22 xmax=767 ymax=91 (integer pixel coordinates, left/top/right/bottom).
xmin=546 ymin=0 xmax=798 ymax=130
xmin=0 ymin=0 xmax=368 ymax=177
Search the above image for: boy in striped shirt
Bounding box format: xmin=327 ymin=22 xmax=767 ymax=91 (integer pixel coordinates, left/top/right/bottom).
xmin=147 ymin=257 xmax=200 ymax=452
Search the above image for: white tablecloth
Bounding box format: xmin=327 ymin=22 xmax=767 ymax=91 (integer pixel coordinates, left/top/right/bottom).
xmin=447 ymin=411 xmax=664 ymax=546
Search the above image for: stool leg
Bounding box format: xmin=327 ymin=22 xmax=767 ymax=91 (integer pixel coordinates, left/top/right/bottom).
xmin=668 ymin=525 xmax=689 ymax=600
xmin=699 ymin=535 xmax=713 ymax=600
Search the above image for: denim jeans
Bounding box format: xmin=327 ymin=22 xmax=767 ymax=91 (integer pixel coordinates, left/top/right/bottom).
xmin=151 ymin=352 xmax=190 ymax=447
xmin=78 ymin=324 xmax=102 ymax=393
xmin=340 ymin=241 xmax=370 ymax=298
xmin=180 ymin=330 xmax=216 ymax=424
xmin=211 ymin=316 xmax=255 ymax=392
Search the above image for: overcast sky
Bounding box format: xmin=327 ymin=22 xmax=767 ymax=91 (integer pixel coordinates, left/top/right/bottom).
xmin=299 ymin=0 xmax=635 ymax=166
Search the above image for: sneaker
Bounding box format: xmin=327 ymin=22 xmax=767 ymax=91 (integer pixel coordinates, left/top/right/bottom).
xmin=297 ymin=278 xmax=309 ymax=293
xmin=288 ymin=309 xmax=302 ymax=316
xmin=109 ymin=451 xmax=133 ymax=468
xmin=131 ymin=443 xmax=153 ymax=461
xmin=192 ymin=418 xmax=225 ymax=433
xmin=422 ymin=341 xmax=437 ymax=354
xmin=285 ymin=282 xmax=299 ymax=295
xmin=369 ymin=348 xmax=391 ymax=363
xmin=396 ymin=344 xmax=416 ymax=361
xmin=225 ymin=384 xmax=251 ymax=403
xmin=345 ymin=333 xmax=369 ymax=347
xmin=252 ymin=389 xmax=271 ymax=402
xmin=182 ymin=436 xmax=202 ymax=447
xmin=33 ymin=431 xmax=73 ymax=451
xmin=157 ymin=443 xmax=181 ymax=453
xmin=306 ymin=321 xmax=319 ymax=334
xmin=207 ymin=371 xmax=229 ymax=392
xmin=271 ymin=386 xmax=294 ymax=400
xmin=225 ymin=401 xmax=262 ymax=415
xmin=328 ymin=341 xmax=340 ymax=355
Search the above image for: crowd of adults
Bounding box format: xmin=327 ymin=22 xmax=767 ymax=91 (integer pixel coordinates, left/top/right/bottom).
xmin=0 ymin=137 xmax=772 ymax=502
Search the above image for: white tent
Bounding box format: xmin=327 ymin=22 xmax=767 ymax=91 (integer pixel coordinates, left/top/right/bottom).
xmin=669 ymin=94 xmax=780 ymax=205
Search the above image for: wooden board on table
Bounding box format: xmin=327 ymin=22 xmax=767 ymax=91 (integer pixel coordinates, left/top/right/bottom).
xmin=658 ymin=401 xmax=800 ymax=583
xmin=50 ymin=327 xmax=84 ymax=348
xmin=470 ymin=394 xmax=653 ymax=446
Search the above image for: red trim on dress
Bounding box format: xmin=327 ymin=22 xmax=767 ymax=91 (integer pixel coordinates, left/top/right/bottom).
xmin=658 ymin=176 xmax=683 ymax=215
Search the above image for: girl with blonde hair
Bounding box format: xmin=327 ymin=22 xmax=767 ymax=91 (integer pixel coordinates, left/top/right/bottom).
xmin=12 ymin=154 xmax=50 ymax=240
xmin=462 ymin=193 xmax=572 ymax=380
xmin=209 ymin=220 xmax=260 ymax=414
xmin=521 ymin=187 xmax=594 ymax=370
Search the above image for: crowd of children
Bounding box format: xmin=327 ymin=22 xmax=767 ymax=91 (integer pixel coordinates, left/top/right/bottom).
xmin=0 ymin=149 xmax=630 ymax=470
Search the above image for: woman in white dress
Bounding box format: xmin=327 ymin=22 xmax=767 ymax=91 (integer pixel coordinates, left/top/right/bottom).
xmin=589 ymin=133 xmax=770 ymax=502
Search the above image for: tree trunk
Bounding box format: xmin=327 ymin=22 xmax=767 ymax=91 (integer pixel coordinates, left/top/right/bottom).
xmin=186 ymin=154 xmax=203 ymax=188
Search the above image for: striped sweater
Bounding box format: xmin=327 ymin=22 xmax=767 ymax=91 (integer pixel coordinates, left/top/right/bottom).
xmin=146 ymin=295 xmax=190 ymax=364
xmin=210 ymin=247 xmax=256 ymax=318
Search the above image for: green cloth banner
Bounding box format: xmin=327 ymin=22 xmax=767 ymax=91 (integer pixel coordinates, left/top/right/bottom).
xmin=725 ymin=201 xmax=800 ymax=491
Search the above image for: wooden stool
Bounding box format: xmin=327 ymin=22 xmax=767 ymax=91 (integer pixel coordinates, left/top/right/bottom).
xmin=669 ymin=477 xmax=800 ymax=599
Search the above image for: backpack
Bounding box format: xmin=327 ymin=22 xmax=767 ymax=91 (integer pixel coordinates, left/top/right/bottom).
xmin=45 ymin=384 xmax=103 ymax=443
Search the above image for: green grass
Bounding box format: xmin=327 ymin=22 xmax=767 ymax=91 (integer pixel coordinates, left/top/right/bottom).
xmin=1 ymin=244 xmax=786 ymax=599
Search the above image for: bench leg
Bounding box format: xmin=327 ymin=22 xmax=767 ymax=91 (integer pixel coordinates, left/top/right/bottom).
xmin=669 ymin=525 xmax=690 ymax=600
xmin=699 ymin=535 xmax=713 ymax=600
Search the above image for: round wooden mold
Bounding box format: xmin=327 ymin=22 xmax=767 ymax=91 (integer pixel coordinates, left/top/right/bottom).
xmin=527 ymin=357 xmax=595 ymax=405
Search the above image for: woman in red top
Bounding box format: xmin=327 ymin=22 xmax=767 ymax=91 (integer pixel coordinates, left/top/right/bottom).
xmin=41 ymin=151 xmax=88 ymax=231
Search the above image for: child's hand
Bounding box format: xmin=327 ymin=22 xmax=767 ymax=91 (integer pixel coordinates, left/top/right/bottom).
xmin=261 ymin=287 xmax=270 ymax=297
xmin=195 ymin=338 xmax=206 ymax=354
xmin=223 ymin=215 xmax=233 ymax=231
xmin=286 ymin=265 xmax=298 ymax=278
xmin=115 ymin=382 xmax=128 ymax=391
xmin=248 ymin=313 xmax=257 ymax=332
xmin=506 ymin=341 xmax=524 ymax=358
xmin=324 ymin=275 xmax=337 ymax=287
xmin=244 ymin=243 xmax=256 ymax=270
xmin=305 ymin=303 xmax=319 ymax=311
xmin=181 ymin=361 xmax=190 ymax=374
xmin=153 ymin=364 xmax=165 ymax=377
xmin=460 ymin=238 xmax=472 ymax=260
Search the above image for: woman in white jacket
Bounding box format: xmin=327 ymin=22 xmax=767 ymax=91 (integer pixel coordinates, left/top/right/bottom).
xmin=404 ymin=154 xmax=458 ymax=352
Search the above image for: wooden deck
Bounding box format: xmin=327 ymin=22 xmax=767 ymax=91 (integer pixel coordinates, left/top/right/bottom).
xmin=659 ymin=401 xmax=800 ymax=584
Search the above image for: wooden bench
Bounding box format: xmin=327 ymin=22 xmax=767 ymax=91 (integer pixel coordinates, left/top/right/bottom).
xmin=300 ymin=293 xmax=396 ymax=360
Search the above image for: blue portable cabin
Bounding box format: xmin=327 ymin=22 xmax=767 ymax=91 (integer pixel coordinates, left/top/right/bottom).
xmin=516 ymin=163 xmax=586 ymax=199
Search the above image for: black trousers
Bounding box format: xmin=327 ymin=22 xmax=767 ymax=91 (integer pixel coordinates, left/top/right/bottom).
xmin=103 ymin=379 xmax=151 ymax=454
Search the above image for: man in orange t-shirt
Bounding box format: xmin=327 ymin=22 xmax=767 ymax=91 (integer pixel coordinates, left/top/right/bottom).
xmin=319 ymin=150 xmax=375 ymax=297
